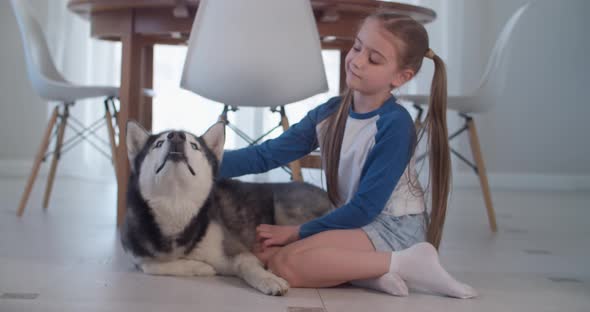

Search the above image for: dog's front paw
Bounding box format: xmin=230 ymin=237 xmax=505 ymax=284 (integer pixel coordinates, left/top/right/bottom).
xmin=254 ymin=275 xmax=290 ymax=296
xmin=190 ymin=262 xmax=217 ymax=276
xmin=140 ymin=262 xmax=165 ymax=275
xmin=140 ymin=260 xmax=217 ymax=277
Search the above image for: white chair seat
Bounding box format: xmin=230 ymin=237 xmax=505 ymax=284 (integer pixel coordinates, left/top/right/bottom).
xmin=36 ymin=79 xmax=154 ymax=103
xmin=35 ymin=80 xmax=119 ymax=103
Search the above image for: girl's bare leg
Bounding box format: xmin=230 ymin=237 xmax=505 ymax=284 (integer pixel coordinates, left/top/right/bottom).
xmin=266 ymin=230 xmax=477 ymax=298
xmin=267 ymin=230 xmax=400 ymax=288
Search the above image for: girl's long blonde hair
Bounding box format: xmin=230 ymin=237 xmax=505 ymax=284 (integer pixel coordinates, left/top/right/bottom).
xmin=321 ymin=13 xmax=450 ymax=249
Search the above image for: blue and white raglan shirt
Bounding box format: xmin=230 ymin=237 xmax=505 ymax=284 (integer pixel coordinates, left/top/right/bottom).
xmin=219 ymin=96 xmax=425 ymax=239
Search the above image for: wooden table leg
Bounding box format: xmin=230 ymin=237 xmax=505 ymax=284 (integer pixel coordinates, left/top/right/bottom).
xmin=139 ymin=44 xmax=153 ymax=130
xmin=116 ymin=11 xmax=144 ymax=227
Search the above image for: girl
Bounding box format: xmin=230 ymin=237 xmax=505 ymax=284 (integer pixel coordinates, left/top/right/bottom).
xmin=219 ymin=12 xmax=477 ymax=299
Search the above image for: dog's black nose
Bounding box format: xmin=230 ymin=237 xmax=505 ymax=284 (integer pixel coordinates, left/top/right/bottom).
xmin=167 ymin=131 xmax=186 ymax=143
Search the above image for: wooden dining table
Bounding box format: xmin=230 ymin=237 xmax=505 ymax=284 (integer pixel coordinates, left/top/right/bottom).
xmin=67 ymin=0 xmax=436 ymax=226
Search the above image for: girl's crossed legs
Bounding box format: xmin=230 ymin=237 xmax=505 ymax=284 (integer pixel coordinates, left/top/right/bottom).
xmin=255 ymin=229 xmax=477 ymax=298
xmin=258 ymin=229 xmax=388 ymax=287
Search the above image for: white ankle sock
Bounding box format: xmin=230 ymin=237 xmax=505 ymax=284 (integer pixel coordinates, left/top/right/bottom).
xmin=390 ymin=242 xmax=478 ymax=299
xmin=351 ymin=271 xmax=408 ymax=296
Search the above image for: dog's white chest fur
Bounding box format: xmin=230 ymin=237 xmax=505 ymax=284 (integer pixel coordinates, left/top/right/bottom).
xmin=146 ymin=197 xmax=205 ymax=236
xmin=138 ymin=159 xmax=213 ymax=237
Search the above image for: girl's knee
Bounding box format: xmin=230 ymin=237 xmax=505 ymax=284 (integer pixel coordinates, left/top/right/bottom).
xmin=253 ymin=246 xmax=281 ymax=267
xmin=268 ymin=249 xmax=303 ymax=287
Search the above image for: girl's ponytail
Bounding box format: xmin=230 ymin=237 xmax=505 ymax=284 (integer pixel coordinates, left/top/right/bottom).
xmin=424 ymin=49 xmax=451 ymax=249
xmin=323 ymin=89 xmax=353 ymax=206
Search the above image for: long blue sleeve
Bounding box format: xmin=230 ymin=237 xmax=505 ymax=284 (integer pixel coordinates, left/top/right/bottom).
xmin=299 ymin=108 xmax=415 ymax=238
xmin=219 ymin=98 xmax=340 ymax=178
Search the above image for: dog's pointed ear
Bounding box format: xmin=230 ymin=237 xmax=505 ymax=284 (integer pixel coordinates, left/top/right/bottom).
xmin=201 ymin=121 xmax=225 ymax=161
xmin=126 ymin=120 xmax=150 ymax=163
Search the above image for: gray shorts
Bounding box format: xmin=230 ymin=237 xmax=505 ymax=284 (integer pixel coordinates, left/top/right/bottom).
xmin=361 ymin=212 xmax=427 ymax=251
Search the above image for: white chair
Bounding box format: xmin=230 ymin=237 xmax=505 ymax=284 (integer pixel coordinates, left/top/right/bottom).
xmin=180 ymin=0 xmax=328 ymax=181
xmin=10 ymin=0 xmax=138 ymax=216
xmin=398 ymin=2 xmax=531 ymax=232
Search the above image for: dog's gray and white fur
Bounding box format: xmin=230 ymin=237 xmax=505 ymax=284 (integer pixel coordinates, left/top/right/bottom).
xmin=121 ymin=121 xmax=331 ymax=295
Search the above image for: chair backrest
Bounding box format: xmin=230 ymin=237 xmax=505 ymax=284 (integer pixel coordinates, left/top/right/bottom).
xmin=10 ymin=0 xmax=68 ymax=94
xmin=473 ymin=2 xmax=530 ymax=111
xmin=180 ymin=0 xmax=328 ymax=107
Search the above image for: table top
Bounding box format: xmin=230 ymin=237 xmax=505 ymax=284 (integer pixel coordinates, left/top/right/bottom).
xmin=68 ymin=0 xmax=435 ymax=22
xmin=68 ymin=0 xmax=436 ymax=48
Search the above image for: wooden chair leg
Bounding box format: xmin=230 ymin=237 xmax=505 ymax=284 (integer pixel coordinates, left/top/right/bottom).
xmin=412 ymin=104 xmax=425 ymax=139
xmin=414 ymin=118 xmax=423 ymax=131
xmin=466 ymin=118 xmax=498 ymax=232
xmin=105 ymin=104 xmax=118 ymax=177
xmin=42 ymin=104 xmax=69 ymax=209
xmin=17 ymin=107 xmax=60 ymax=216
xmin=279 ymin=108 xmax=303 ymax=182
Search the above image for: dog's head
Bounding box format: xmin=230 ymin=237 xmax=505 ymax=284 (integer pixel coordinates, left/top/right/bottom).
xmin=126 ymin=121 xmax=225 ymax=200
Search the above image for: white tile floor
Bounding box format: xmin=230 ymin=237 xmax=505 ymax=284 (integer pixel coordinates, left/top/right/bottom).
xmin=1 ymin=176 xmax=589 ymax=311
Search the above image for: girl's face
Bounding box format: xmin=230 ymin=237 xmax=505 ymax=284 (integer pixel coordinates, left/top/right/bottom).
xmin=345 ymin=18 xmax=411 ymax=95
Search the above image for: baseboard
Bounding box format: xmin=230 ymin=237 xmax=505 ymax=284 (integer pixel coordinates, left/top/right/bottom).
xmin=0 ymin=159 xmax=115 ymax=183
xmin=453 ymin=171 xmax=590 ymax=191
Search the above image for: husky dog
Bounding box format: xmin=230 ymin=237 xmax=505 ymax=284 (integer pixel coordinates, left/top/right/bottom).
xmin=121 ymin=121 xmax=331 ymax=295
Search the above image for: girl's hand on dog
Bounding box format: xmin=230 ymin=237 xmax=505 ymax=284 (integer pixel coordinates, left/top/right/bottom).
xmin=256 ymin=224 xmax=300 ymax=249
